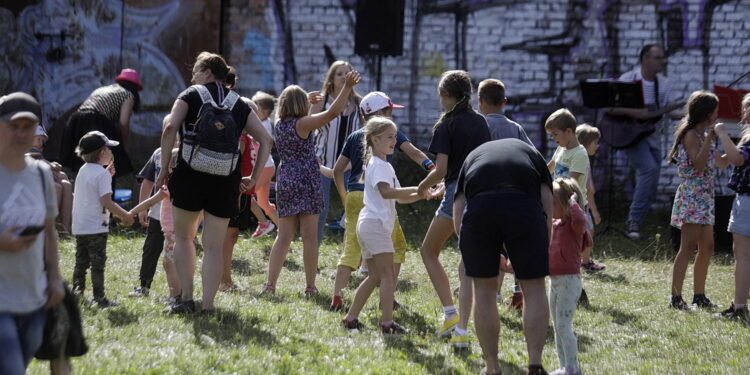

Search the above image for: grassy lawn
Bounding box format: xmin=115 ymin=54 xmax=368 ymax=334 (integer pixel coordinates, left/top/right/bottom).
xmin=25 ymin=205 xmax=748 ymax=374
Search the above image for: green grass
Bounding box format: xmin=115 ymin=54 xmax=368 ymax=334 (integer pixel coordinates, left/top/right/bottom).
xmin=26 ymin=209 xmax=749 ymax=374
xmin=27 ymin=157 xmax=748 ymax=374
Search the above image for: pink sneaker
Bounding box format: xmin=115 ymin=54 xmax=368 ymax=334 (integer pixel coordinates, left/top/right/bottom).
xmin=252 ymin=221 xmax=275 ymax=238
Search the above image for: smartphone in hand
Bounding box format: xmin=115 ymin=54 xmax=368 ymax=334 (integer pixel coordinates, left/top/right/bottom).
xmin=19 ymin=225 xmax=44 ymax=236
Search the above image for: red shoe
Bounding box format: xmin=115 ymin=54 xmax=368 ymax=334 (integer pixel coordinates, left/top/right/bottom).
xmin=330 ymin=295 xmax=344 ymax=311
xmin=510 ymin=291 xmax=523 ymax=311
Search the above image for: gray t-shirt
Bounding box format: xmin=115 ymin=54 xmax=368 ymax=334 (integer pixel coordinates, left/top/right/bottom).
xmin=485 ymin=113 xmax=533 ymax=146
xmin=0 ymin=158 xmax=57 ymax=313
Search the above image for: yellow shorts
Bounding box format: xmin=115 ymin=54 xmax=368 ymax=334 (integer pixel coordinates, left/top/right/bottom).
xmin=338 ymin=190 xmax=407 ymax=269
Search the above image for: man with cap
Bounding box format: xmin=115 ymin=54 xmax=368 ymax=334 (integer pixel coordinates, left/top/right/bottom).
xmin=70 ymin=130 xmax=134 ymax=308
xmin=0 ymin=92 xmax=65 ymax=375
xmin=61 ymin=68 xmax=143 ymax=178
xmin=329 ymin=91 xmax=438 ymax=310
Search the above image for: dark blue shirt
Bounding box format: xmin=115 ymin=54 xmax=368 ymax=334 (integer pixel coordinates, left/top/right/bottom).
xmin=340 ymin=129 xmax=409 ymax=192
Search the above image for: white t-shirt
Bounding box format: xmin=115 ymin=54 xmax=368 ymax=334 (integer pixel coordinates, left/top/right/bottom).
xmin=0 ymin=158 xmax=57 ymax=313
xmin=261 ymin=119 xmax=275 ymax=168
xmin=359 ymin=156 xmax=399 ymax=232
xmin=72 ymin=162 xmax=112 ymax=235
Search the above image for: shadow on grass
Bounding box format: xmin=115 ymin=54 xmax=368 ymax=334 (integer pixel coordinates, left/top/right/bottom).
xmin=231 ymin=258 xmax=263 ymax=276
xmin=383 ymin=336 xmax=460 ymax=374
xmin=283 ymin=258 xmax=302 ymax=272
xmin=190 ymin=309 xmax=277 ymax=348
xmin=499 ymin=314 xmax=524 ymax=332
xmin=586 ymin=304 xmax=641 ymax=326
xmin=586 ymin=272 xmax=629 ymax=285
xmin=106 ymin=307 xmax=139 ymax=327
xmin=396 ymin=278 xmax=418 ymax=293
xmin=394 ymin=308 xmax=433 ymax=335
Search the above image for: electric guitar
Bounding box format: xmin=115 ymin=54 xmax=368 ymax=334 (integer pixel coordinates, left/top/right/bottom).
xmin=598 ymin=102 xmax=684 ymax=149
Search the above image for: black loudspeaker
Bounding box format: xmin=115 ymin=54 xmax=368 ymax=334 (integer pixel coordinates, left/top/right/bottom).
xmin=354 ymin=0 xmax=405 ymax=57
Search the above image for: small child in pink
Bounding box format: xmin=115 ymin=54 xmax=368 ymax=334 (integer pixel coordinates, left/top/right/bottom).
xmin=548 ymin=177 xmax=590 ymax=375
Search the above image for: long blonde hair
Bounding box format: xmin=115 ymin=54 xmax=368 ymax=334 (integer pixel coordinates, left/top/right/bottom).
xmin=321 ymin=60 xmax=361 ymax=102
xmin=668 ymin=90 xmax=718 ymax=164
xmin=360 ymin=117 xmax=397 ymax=182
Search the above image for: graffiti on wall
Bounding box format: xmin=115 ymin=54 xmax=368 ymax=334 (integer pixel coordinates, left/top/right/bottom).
xmin=0 ymin=0 xmax=220 ymax=160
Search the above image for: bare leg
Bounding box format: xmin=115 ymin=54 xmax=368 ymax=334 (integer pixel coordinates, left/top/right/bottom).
xmin=221 ymin=227 xmax=240 ymax=287
xmin=346 ymin=257 xmax=380 ymax=319
xmin=198 ymin=211 xmax=230 ymax=310
xmin=692 ymin=224 xmax=714 ymax=295
xmin=299 ymin=213 xmax=320 ymax=288
xmin=172 ymin=207 xmax=202 ymax=302
xmin=519 ymin=278 xmax=549 ymax=367
xmin=250 ymin=199 xmax=267 ymax=223
xmin=266 ymin=215 xmax=298 ymax=287
xmin=671 ymin=223 xmax=701 ymax=296
xmin=419 ymin=215 xmax=456 ymax=307
xmin=473 ymin=276 xmax=500 ymax=374
xmin=457 ymin=260 xmax=473 ymax=331
xmin=256 ymin=166 xmax=280 ymax=225
xmin=373 ymin=252 xmax=395 ymax=323
xmin=734 ymin=234 xmax=750 ymax=306
xmin=333 ymin=265 xmax=354 ymax=297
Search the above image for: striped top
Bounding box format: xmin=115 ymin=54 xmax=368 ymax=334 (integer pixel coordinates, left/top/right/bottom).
xmin=78 ymin=84 xmax=134 ymax=123
xmin=313 ymin=94 xmax=361 ymax=168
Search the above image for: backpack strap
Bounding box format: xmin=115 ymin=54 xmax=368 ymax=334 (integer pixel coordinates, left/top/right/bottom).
xmin=194 ymin=85 xmax=217 ymax=107
xmin=222 ymin=90 xmax=240 ymax=110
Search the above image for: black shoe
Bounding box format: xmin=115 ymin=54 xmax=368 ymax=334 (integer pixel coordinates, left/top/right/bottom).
xmin=380 ymin=321 xmax=408 ymax=335
xmin=718 ymin=303 xmax=749 ymax=321
xmin=692 ymin=294 xmax=717 ymax=309
xmin=669 ymin=295 xmax=692 ymax=310
xmin=342 ymin=318 xmax=364 ymax=331
xmin=164 ymin=299 xmax=195 ymax=314
xmin=92 ymin=297 xmax=118 ymax=308
xmin=527 ymin=364 xmax=548 ymax=375
xmin=577 ymin=289 xmax=590 ymax=307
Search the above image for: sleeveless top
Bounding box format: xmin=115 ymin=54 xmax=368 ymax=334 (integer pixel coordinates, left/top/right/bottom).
xmin=313 ymin=94 xmax=361 ymax=168
xmin=78 ymin=84 xmax=134 ymax=123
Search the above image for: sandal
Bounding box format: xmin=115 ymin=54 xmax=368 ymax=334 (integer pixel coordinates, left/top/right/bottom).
xmin=260 ymin=283 xmax=275 ymax=295
xmin=304 ymin=286 xmax=319 ymax=296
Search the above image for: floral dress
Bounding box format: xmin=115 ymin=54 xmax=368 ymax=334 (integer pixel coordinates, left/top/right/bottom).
xmin=274 ymin=118 xmax=323 ymax=217
xmin=670 ymin=135 xmax=716 ymax=228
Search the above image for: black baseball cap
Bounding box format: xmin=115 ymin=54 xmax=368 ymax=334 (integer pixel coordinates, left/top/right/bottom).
xmin=0 ymin=92 xmax=41 ymax=123
xmin=76 ymin=131 xmax=119 ymax=154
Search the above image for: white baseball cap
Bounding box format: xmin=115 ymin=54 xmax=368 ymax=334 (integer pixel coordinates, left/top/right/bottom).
xmin=360 ymin=91 xmax=404 ymax=115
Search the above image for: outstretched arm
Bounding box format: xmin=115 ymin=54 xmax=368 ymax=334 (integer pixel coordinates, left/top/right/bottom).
xmin=296 ymin=71 xmax=361 ymax=137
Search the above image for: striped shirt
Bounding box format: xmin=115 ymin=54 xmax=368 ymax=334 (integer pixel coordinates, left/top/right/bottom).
xmin=78 ymin=84 xmax=134 ymax=123
xmin=313 ymin=95 xmax=361 ymax=168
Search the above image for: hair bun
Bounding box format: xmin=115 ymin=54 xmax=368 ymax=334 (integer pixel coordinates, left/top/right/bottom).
xmin=225 ymin=68 xmax=237 ymax=89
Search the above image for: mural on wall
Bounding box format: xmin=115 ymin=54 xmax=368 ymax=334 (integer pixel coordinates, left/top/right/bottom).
xmin=0 ymin=0 xmax=220 ymax=161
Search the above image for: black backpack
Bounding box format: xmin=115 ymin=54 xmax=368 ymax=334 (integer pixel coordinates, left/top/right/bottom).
xmin=181 ymin=84 xmax=241 ymax=176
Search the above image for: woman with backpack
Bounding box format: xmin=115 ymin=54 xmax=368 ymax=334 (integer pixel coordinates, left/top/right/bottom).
xmin=155 ymin=52 xmax=272 ymax=314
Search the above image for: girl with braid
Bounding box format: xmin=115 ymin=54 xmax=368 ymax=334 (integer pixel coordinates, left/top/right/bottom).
xmin=416 ymin=70 xmax=490 ymax=347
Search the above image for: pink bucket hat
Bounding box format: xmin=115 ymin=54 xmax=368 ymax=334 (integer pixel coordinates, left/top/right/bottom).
xmin=115 ymin=68 xmax=143 ymax=91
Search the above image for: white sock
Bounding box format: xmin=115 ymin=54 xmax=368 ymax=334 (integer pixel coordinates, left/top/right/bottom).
xmin=443 ymin=305 xmax=457 ymax=318
xmin=454 ymin=327 xmax=468 ymax=336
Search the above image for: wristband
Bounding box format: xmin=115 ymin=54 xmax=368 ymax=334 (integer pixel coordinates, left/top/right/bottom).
xmin=422 ymin=159 xmax=435 ymax=171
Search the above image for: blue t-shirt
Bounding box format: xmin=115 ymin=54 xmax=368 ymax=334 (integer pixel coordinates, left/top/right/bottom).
xmin=340 ymin=129 xmax=409 ymax=192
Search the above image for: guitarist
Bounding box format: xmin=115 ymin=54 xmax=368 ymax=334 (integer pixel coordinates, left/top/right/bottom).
xmin=604 ymin=44 xmax=683 ymax=239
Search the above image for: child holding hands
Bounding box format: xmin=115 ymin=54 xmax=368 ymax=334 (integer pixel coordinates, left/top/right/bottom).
xmin=71 ymin=131 xmax=134 ymax=307
xmin=341 ymin=117 xmax=437 ymax=334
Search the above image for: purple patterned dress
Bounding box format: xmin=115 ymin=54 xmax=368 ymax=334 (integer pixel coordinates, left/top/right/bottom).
xmin=274 ymin=118 xmax=323 ymax=217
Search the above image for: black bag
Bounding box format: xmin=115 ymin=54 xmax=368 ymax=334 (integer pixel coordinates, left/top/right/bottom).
xmin=181 ymin=84 xmax=241 ymax=176
xmin=35 ymin=283 xmax=88 ymax=360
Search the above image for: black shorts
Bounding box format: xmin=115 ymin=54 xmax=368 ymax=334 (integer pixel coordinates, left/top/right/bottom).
xmin=229 ymin=194 xmax=252 ymax=229
xmin=169 ymin=163 xmax=242 ymax=219
xmin=459 ymin=190 xmax=549 ymax=279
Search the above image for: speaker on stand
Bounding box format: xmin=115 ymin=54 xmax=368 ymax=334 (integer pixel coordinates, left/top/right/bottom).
xmin=354 ymin=0 xmax=405 ymax=90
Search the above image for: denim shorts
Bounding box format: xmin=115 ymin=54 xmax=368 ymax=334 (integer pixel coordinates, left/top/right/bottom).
xmin=728 ymin=194 xmax=750 ymax=237
xmin=436 ymin=180 xmax=458 ymax=219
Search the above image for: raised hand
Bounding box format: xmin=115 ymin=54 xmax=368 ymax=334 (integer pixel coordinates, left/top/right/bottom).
xmin=345 ymin=71 xmax=361 ymax=88
xmin=308 ymin=90 xmax=324 ymax=105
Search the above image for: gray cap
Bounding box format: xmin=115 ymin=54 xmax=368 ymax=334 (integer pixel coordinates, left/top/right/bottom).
xmin=0 ymin=92 xmax=41 ymax=123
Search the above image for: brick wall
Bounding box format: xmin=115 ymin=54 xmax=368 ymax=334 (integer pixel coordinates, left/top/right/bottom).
xmin=223 ymin=0 xmax=750 ymax=208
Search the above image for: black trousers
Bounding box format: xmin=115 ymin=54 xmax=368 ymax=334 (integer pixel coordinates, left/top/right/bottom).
xmin=139 ymin=218 xmax=164 ymax=289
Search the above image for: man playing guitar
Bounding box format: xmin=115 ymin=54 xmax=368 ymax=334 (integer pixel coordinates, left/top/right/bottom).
xmin=604 ymin=44 xmax=683 ymax=239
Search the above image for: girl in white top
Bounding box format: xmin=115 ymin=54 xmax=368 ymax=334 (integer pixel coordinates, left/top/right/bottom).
xmin=341 ymin=117 xmax=439 ymax=334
